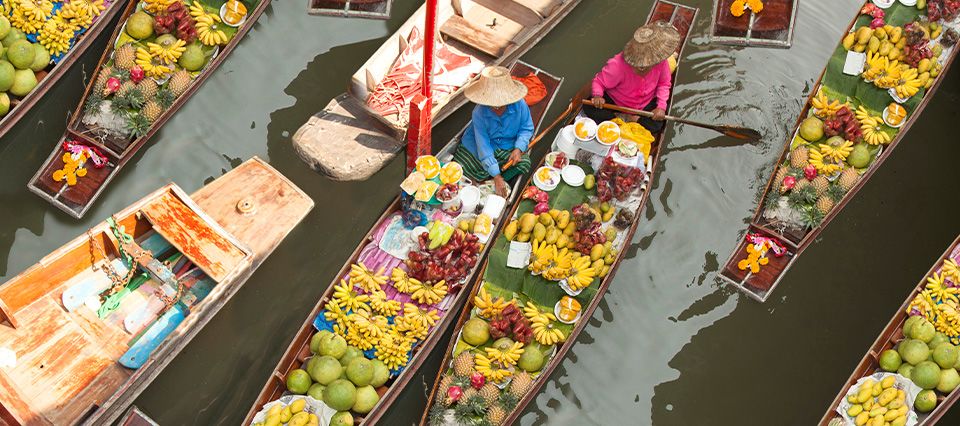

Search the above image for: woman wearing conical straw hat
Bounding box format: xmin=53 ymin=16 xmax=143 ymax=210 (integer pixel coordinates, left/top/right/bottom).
xmin=584 ymin=21 xmax=680 ymax=133
xmin=453 ymin=66 xmax=534 ymax=197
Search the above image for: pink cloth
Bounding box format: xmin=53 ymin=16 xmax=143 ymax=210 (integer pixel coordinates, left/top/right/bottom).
xmin=591 ymin=53 xmax=671 ymax=111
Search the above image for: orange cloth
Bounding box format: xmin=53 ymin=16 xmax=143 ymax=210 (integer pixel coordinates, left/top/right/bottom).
xmin=513 ymin=73 xmax=547 ymax=106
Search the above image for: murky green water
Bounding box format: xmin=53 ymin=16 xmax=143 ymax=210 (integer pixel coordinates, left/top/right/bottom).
xmin=1 ymin=0 xmax=959 ymax=424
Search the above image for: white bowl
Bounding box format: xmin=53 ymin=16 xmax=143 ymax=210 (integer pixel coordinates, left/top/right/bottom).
xmin=596 ymin=121 xmax=621 ymax=146
xmin=554 ymin=125 xmax=580 ymax=157
xmin=544 ymin=151 xmax=569 ymax=169
xmin=554 ymin=300 xmax=582 ymax=325
xmin=882 ymin=105 xmax=906 ymax=128
xmin=533 ymin=167 xmax=560 ymax=191
xmin=561 ymin=165 xmax=585 ymax=187
xmin=573 ymin=118 xmax=597 ymax=142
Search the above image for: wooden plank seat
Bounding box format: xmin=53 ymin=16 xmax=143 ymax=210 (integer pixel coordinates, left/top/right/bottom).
xmin=473 ymin=0 xmax=542 ymax=26
xmin=441 ymin=14 xmax=514 ymax=57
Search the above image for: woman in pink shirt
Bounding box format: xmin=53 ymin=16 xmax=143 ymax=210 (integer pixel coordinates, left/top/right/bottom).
xmin=584 ymin=21 xmax=680 ymax=133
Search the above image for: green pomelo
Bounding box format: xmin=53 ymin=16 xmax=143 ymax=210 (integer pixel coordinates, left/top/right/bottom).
xmin=0 ymin=17 xmax=10 ymax=40
xmin=938 ymin=367 xmax=960 ymax=393
xmin=493 ymin=337 xmax=515 ymax=351
xmin=155 ymin=34 xmax=178 ymax=47
xmin=463 ymin=318 xmax=490 ymax=346
xmin=518 ymin=345 xmax=546 ymax=372
xmin=2 ymin=29 xmax=24 ymax=48
xmin=318 ymin=333 xmax=347 ymax=359
xmin=904 ymin=316 xmax=923 ymax=337
xmin=323 ymin=379 xmax=357 ymax=411
xmin=305 ymin=356 xmax=320 ymax=374
xmin=933 ymin=343 xmax=958 ymax=369
xmin=10 ymin=68 xmax=36 ymax=97
xmin=954 ymin=351 xmax=960 ymax=369
xmin=29 ymin=44 xmax=49 ymax=72
xmin=912 ymin=361 xmax=942 ymax=390
xmin=879 ymin=349 xmax=902 ymax=372
xmin=0 ymin=60 xmax=14 ymax=92
xmin=899 ymin=339 xmax=930 ymax=365
xmin=352 ymin=385 xmax=380 ymax=414
xmin=178 ymin=44 xmax=206 ymax=71
xmin=0 ymin=93 xmax=8 ymax=117
xmin=307 ymin=383 xmax=325 ymax=400
xmin=285 ymin=369 xmax=312 ymax=395
xmin=126 ymin=12 xmax=154 ymax=39
xmin=329 ymin=411 xmax=353 ymax=426
xmin=799 ymin=117 xmax=824 ymax=141
xmin=847 ymin=143 xmax=872 ymax=168
xmin=7 ymin=40 xmax=34 ymax=70
xmin=898 ymin=363 xmax=914 ymax=379
xmin=910 ymin=318 xmax=937 ymax=343
xmin=930 ymin=333 xmax=950 ymax=350
xmin=339 ymin=346 xmax=364 ymax=368
xmin=915 ymin=389 xmax=938 ymax=413
xmin=309 ymin=330 xmax=332 ymax=354
xmin=346 ymin=358 xmax=374 ymax=387
xmin=308 ymin=355 xmax=342 ymax=385
xmin=369 ymin=359 xmax=389 ymax=387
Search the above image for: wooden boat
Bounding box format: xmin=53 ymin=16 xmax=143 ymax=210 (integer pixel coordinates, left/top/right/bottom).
xmin=291 ymin=0 xmax=582 ymax=181
xmin=819 ymin=235 xmax=960 ymax=426
xmin=0 ymin=157 xmax=313 ymax=425
xmin=27 ymin=0 xmax=272 ymax=219
xmin=242 ymin=61 xmax=562 ymax=426
xmin=0 ymin=0 xmax=126 ymax=139
xmin=720 ymin=2 xmax=960 ymax=302
xmin=710 ymin=0 xmax=799 ymax=48
xmin=307 ymin=0 xmax=393 ymax=19
xmin=419 ymin=2 xmax=696 ymax=425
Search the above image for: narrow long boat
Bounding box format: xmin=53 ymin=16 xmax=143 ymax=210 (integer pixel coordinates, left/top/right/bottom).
xmin=709 ymin=0 xmax=799 ymax=48
xmin=0 ymin=0 xmax=126 ymax=139
xmin=307 ymin=0 xmax=393 ymax=19
xmin=419 ymin=2 xmax=696 ymax=425
xmin=243 ymin=61 xmax=562 ymax=426
xmin=0 ymin=157 xmax=313 ymax=425
xmin=820 ymin=235 xmax=960 ymax=425
xmin=27 ymin=0 xmax=271 ymax=219
xmin=720 ymin=1 xmax=960 ymax=302
xmin=291 ymin=0 xmax=582 ymax=181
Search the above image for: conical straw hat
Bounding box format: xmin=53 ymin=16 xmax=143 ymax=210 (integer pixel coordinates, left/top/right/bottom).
xmin=465 ymin=66 xmax=528 ymax=107
xmin=623 ymin=21 xmax=681 ymax=69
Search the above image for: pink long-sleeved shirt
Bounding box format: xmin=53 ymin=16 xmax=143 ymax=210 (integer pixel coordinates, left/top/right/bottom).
xmin=591 ymin=53 xmax=671 ymax=111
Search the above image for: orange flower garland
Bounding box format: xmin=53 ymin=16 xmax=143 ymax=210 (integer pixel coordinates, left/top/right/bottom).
xmin=730 ymin=0 xmax=764 ymax=17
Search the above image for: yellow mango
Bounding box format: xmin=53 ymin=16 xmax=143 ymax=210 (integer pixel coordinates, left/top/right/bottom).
xmin=533 ymin=223 xmax=547 ymax=243
xmin=895 ymin=389 xmax=905 ymax=402
xmin=871 ymin=382 xmax=883 ymax=396
xmin=891 ymin=416 xmax=906 ymax=426
xmin=549 ymin=209 xmax=561 ymax=220
xmin=868 ymin=407 xmax=887 ymax=417
xmin=267 ymin=405 xmax=282 ymax=417
xmin=556 ymin=234 xmax=570 ymax=249
xmin=590 ymin=244 xmax=604 ymax=261
xmin=538 ymin=213 xmax=554 ymax=227
xmin=881 ymin=376 xmax=895 ymax=389
xmin=602 ymin=209 xmax=615 ymax=222
xmin=843 ymin=33 xmax=856 ymax=50
xmin=848 ymin=394 xmax=860 ymax=404
xmin=890 ymin=27 xmax=903 ymax=43
xmin=857 ymin=386 xmax=872 ymax=404
xmin=884 ymin=407 xmax=903 ymax=421
xmin=918 ymin=58 xmax=932 ymax=73
xmin=519 ymin=213 xmax=537 ymax=233
xmin=863 ymin=399 xmax=874 ymax=410
xmin=556 ymin=211 xmax=570 ymax=229
xmin=855 ymin=411 xmax=870 ymax=426
xmin=517 ymin=232 xmax=531 ymax=243
xmin=289 ymin=398 xmax=306 ymax=414
xmin=869 ymin=416 xmax=883 ymax=426
xmin=887 ymin=400 xmax=903 ymax=410
xmin=308 ymin=413 xmax=319 ymax=426
xmin=877 ymin=388 xmax=896 ymax=405
xmin=848 ymin=404 xmax=864 ymax=416
xmin=264 ymin=416 xmax=281 ymax=426
xmin=545 ymin=228 xmax=561 ymax=245
xmin=868 ymin=36 xmax=881 ymax=53
xmin=504 ymin=220 xmax=519 ymax=241
xmin=279 ymin=406 xmax=293 ymax=423
xmin=856 ymin=27 xmax=874 ymax=44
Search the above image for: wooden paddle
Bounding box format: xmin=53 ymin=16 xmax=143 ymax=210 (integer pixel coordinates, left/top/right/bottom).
xmin=580 ymin=99 xmax=763 ymax=141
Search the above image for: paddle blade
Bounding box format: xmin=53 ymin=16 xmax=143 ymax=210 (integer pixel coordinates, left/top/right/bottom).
xmin=721 ymin=126 xmax=763 ymax=141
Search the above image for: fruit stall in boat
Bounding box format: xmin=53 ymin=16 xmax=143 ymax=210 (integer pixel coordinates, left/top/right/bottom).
xmin=709 ymin=0 xmax=799 ymax=48
xmin=291 ymin=0 xmax=583 ymax=181
xmin=720 ymin=0 xmax=960 ymax=302
xmin=419 ymin=2 xmax=696 ymax=425
xmin=307 ymin=0 xmax=393 ymax=20
xmin=242 ymin=62 xmax=562 ymax=426
xmin=27 ymin=0 xmax=270 ymax=219
xmin=820 ymin=235 xmax=960 ymax=426
xmin=0 ymin=157 xmax=313 ymax=425
xmin=0 ymin=0 xmax=125 ymax=139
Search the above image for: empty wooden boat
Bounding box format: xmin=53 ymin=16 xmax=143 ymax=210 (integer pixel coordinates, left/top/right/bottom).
xmin=307 ymin=0 xmax=393 ymax=19
xmin=27 ymin=0 xmax=272 ymax=219
xmin=710 ymin=0 xmax=799 ymax=48
xmin=292 ymin=0 xmax=583 ymax=181
xmin=720 ymin=1 xmax=960 ymax=302
xmin=0 ymin=157 xmax=313 ymax=425
xmin=244 ymin=61 xmax=562 ymax=426
xmin=419 ymin=2 xmax=696 ymax=425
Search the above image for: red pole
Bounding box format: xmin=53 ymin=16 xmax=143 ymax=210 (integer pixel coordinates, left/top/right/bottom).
xmin=406 ymin=0 xmax=438 ymax=174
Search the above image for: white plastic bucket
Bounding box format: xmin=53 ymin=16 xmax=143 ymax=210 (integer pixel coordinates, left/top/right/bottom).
xmin=555 ymin=125 xmax=579 ymax=157
xmin=460 ymin=185 xmax=481 ymax=213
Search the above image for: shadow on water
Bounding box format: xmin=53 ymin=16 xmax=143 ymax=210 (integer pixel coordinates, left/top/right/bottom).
xmin=0 ymin=0 xmax=959 ymax=424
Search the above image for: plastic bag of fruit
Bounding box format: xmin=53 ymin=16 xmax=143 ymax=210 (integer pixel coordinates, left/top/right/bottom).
xmin=836 ymin=372 xmax=920 ymax=426
xmin=250 ymin=395 xmax=335 ymax=426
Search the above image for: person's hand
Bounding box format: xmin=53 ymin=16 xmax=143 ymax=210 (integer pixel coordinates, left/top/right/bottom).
xmin=508 ymin=149 xmax=523 ymax=166
xmin=591 ymin=96 xmax=605 ymax=108
xmin=493 ymin=175 xmax=509 ymax=197
xmin=652 ymin=108 xmax=666 ymax=121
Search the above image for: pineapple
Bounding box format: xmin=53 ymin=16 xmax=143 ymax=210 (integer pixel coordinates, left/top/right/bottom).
xmin=811 ymin=176 xmax=829 ymax=196
xmin=486 ymin=405 xmax=507 ymax=426
xmin=167 ymin=69 xmax=192 ymax=97
xmin=479 ymin=383 xmax=499 ymax=404
xmin=790 ymin=146 xmax=809 ymax=168
xmin=138 ymin=79 xmax=159 ymax=98
xmin=143 ymin=100 xmax=163 ymax=123
xmin=509 ymin=371 xmax=532 ymax=398
xmin=774 ymin=166 xmax=788 ymax=187
xmin=453 ymin=351 xmax=474 ymax=377
xmin=95 ymin=66 xmax=113 ymax=93
xmin=115 ymin=44 xmax=135 ymax=70
xmin=816 ymin=196 xmax=834 ymax=214
xmin=795 ymin=178 xmax=810 ymax=191
xmin=838 ymin=168 xmax=858 ymax=191
xmin=462 ymin=388 xmax=478 ymax=402
xmin=117 ymin=81 xmax=136 ymax=97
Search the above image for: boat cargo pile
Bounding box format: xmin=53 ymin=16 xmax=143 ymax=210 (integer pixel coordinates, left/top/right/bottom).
xmin=721 ymin=0 xmax=960 ymax=302
xmin=821 ymin=236 xmax=960 ymax=426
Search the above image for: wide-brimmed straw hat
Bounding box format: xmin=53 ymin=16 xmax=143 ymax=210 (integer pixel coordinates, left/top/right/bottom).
xmin=623 ymin=21 xmax=681 ymax=69
xmin=465 ymin=66 xmax=528 ymax=107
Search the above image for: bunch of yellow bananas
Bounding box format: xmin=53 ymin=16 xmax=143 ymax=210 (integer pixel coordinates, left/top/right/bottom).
xmin=375 ymin=328 xmax=413 ymax=370
xmin=819 ymin=140 xmax=853 ymax=162
xmin=402 ymin=302 xmax=440 ymax=329
xmin=369 ymin=289 xmax=401 ymax=316
xmin=332 ymin=279 xmax=371 ymax=312
xmin=861 ymin=117 xmax=890 ymax=145
xmin=523 ymin=301 xmax=551 ymax=323
xmin=135 ymin=47 xmax=173 ymax=79
xmin=529 ymin=241 xmax=557 ymax=275
xmin=390 ymin=268 xmax=421 ymax=293
xmin=811 ymin=92 xmax=844 ymax=118
xmin=474 ymin=287 xmax=509 ymax=318
xmin=59 ymin=0 xmax=95 ymax=28
xmin=147 ymin=38 xmax=186 ymax=63
xmin=189 ymin=0 xmax=208 ymax=18
xmin=143 ymin=0 xmax=176 ymax=14
xmin=893 ymin=67 xmax=923 ymax=99
xmin=196 ymin=13 xmax=229 ymax=46
xmin=925 ymin=272 xmax=959 ymax=305
xmin=484 ymin=341 xmax=525 ymax=366
xmin=872 ymin=62 xmax=903 ymax=89
xmin=542 ymin=248 xmax=574 ymax=281
xmin=349 ymin=262 xmax=388 ymax=293
xmin=531 ymin=313 xmax=566 ymax=345
xmin=323 ymin=300 xmax=349 ymax=330
xmin=943 ymin=259 xmax=960 ymax=282
xmin=474 ymin=353 xmax=513 ymax=382
xmin=37 ymin=18 xmax=77 ymax=56
xmin=862 ymin=52 xmax=890 ymax=81
xmin=409 ymin=280 xmax=448 ymax=305
xmin=394 ymin=315 xmax=429 ymax=340
xmin=808 ymin=149 xmax=842 ymax=175
xmin=344 ymin=311 xmax=386 ymax=350
xmin=566 ymin=256 xmax=597 ymax=291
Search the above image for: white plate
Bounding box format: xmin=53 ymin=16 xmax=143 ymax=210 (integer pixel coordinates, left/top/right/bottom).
xmin=573 ymin=118 xmax=597 ymax=142
xmin=558 ymin=279 xmax=583 ymax=296
xmin=220 ymin=2 xmax=248 ymax=27
xmin=561 ymin=165 xmax=585 ymax=187
xmin=873 ymin=0 xmax=895 ymax=8
xmin=882 ymin=106 xmax=906 ymax=128
xmin=888 ymin=88 xmax=911 ymax=104
xmin=596 ymin=121 xmax=621 ymax=146
xmin=533 ymin=167 xmax=560 ymax=192
xmin=554 ymin=300 xmax=582 ymax=325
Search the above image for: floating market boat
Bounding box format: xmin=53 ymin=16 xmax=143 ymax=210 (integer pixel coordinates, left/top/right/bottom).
xmin=0 ymin=0 xmax=125 ymax=139
xmin=720 ymin=1 xmax=960 ymax=302
xmin=292 ymin=0 xmax=583 ymax=181
xmin=27 ymin=0 xmax=270 ymax=219
xmin=419 ymin=2 xmax=696 ymax=425
xmin=243 ymin=61 xmax=562 ymax=426
xmin=820 ymin=235 xmax=960 ymax=426
xmin=307 ymin=0 xmax=393 ymax=19
xmin=709 ymin=0 xmax=799 ymax=48
xmin=0 ymin=157 xmax=312 ymax=425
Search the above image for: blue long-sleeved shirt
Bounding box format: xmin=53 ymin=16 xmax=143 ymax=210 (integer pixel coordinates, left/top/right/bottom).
xmin=460 ymin=100 xmax=534 ymax=177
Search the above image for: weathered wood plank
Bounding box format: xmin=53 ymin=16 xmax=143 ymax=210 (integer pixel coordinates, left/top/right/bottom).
xmin=473 ymin=0 xmax=541 ymax=26
xmin=440 ymin=14 xmax=511 ymax=57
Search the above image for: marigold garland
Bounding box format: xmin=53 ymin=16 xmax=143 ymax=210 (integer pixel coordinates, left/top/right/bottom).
xmin=730 ymin=0 xmax=763 ymax=17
